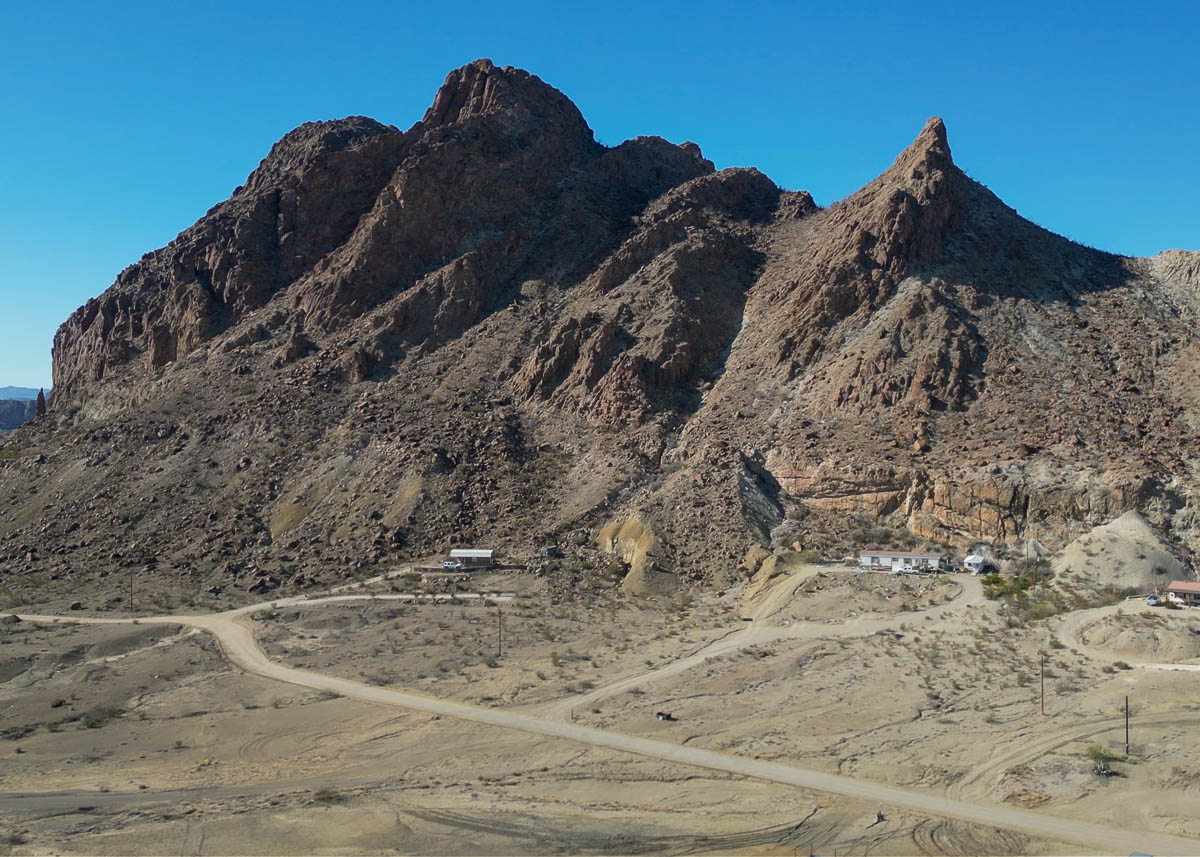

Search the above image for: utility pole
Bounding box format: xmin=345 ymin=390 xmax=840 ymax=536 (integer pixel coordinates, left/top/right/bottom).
xmin=129 ymin=568 xmax=135 ymax=617
xmin=1125 ymin=696 xmax=1130 ymax=756
xmin=497 ymin=606 xmax=503 ymax=658
xmin=1040 ymin=652 xmax=1045 ymax=718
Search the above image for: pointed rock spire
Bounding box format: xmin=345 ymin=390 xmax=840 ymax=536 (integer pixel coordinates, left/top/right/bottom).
xmin=915 ymin=116 xmax=950 ymax=155
xmin=35 ymin=387 xmax=46 ymax=418
xmin=863 ymin=117 xmax=966 ymax=266
xmin=885 ymin=116 xmax=957 ymax=199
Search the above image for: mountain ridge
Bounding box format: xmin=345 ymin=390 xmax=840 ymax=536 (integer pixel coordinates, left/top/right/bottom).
xmin=4 ymin=60 xmax=1197 ymax=605
xmin=0 ymin=387 xmax=43 ymax=401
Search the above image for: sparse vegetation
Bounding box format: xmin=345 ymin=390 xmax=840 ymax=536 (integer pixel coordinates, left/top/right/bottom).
xmin=80 ymin=706 xmax=121 ymax=729
xmin=312 ymin=786 xmax=346 ymax=804
xmin=1083 ymin=743 xmax=1125 ymax=775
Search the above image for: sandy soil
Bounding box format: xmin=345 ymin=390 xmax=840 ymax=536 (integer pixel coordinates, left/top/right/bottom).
xmin=249 ymin=573 xmax=742 ymax=708
xmin=1052 ymin=510 xmax=1187 ymax=591
xmin=2 ymin=565 xmax=1198 ymax=855
xmin=1078 ymin=610 xmax=1200 ymax=662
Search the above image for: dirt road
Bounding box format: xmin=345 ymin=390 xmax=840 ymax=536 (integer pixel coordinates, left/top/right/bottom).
xmin=538 ymin=570 xmax=986 ymax=722
xmin=15 ymin=581 xmax=1200 ymax=856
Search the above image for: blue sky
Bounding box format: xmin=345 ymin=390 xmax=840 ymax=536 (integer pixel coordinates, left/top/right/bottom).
xmin=1 ymin=0 xmax=1197 ymax=389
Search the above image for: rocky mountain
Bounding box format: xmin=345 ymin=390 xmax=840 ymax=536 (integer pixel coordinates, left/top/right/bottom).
xmin=2 ymin=59 xmax=1197 ymax=606
xmin=0 ymin=400 xmax=36 ymax=433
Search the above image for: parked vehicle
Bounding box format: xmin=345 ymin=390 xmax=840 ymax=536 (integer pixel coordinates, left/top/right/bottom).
xmin=441 ymin=560 xmax=462 ymax=570
xmin=1146 ymin=594 xmax=1161 ymax=607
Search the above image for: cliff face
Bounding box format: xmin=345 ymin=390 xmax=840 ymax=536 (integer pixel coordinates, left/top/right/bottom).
xmin=6 ymin=59 xmax=1198 ymax=603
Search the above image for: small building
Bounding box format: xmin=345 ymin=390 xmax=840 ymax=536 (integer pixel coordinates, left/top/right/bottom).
xmin=447 ymin=548 xmax=495 ymax=570
xmin=858 ymin=548 xmax=942 ymax=572
xmin=1166 ymin=580 xmax=1200 ymax=607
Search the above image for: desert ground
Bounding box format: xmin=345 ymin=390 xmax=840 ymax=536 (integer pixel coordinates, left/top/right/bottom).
xmin=2 ymin=557 xmax=1199 ymax=855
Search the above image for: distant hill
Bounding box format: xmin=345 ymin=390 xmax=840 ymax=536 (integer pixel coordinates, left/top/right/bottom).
xmin=0 ymin=387 xmax=41 ymax=400
xmin=0 ymin=399 xmax=36 ymax=432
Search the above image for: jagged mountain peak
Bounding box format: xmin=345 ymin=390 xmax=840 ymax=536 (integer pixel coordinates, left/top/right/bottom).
xmin=422 ymin=58 xmax=595 ymax=141
xmin=910 ymin=116 xmax=950 ymax=158
xmin=827 ymin=117 xmax=960 ymax=227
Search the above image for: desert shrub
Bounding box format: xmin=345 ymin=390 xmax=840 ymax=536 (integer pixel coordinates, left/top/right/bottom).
xmin=81 ymin=706 xmax=121 ymax=729
xmin=1027 ymin=601 xmax=1058 ymax=620
xmin=312 ymin=786 xmax=345 ymax=804
xmin=1084 ymin=744 xmax=1118 ymax=761
xmin=1084 ymin=744 xmax=1124 ymax=774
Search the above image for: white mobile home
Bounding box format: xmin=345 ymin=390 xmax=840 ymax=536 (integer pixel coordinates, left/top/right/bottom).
xmin=858 ymin=549 xmax=942 ymax=572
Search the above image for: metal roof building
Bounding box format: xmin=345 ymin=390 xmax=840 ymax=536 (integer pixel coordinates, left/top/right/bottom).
xmin=448 ymin=548 xmax=495 ymax=569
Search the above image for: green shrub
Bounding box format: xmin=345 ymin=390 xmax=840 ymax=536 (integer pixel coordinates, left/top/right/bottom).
xmin=1085 ymin=745 xmax=1115 ymax=761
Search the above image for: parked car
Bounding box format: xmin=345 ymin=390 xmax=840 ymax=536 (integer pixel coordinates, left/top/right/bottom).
xmin=441 ymin=560 xmax=462 ymax=570
xmin=1146 ymin=594 xmax=1160 ymax=607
